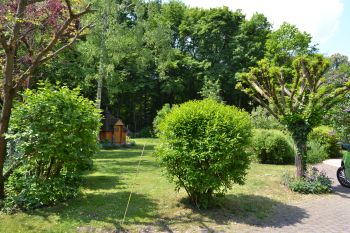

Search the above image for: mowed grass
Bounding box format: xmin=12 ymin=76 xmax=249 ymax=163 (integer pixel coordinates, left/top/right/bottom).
xmin=0 ymin=138 xmax=314 ymax=232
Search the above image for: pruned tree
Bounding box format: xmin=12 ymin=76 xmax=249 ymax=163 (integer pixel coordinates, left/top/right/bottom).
xmin=237 ymin=54 xmax=350 ymax=177
xmin=0 ymin=0 xmax=93 ymax=199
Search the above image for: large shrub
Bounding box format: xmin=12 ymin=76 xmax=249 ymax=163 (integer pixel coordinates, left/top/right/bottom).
xmin=5 ymin=84 xmax=101 ymax=210
xmin=308 ymin=126 xmax=341 ymax=158
xmin=156 ymin=99 xmax=252 ymax=208
xmin=251 ymin=129 xmax=295 ymax=165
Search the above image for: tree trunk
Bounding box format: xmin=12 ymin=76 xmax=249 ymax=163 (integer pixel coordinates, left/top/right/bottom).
xmin=289 ymin=122 xmax=311 ymax=178
xmin=294 ymin=138 xmax=307 ymax=178
xmin=0 ymin=87 xmax=16 ymax=199
xmin=0 ymin=50 xmax=16 ymax=199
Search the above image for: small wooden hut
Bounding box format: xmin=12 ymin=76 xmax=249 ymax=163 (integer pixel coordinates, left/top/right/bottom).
xmin=100 ymin=110 xmax=127 ymax=144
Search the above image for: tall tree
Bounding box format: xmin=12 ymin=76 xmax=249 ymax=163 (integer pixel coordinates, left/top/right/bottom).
xmin=237 ymin=55 xmax=350 ymax=177
xmin=265 ymin=22 xmax=317 ymax=66
xmin=0 ymin=0 xmax=92 ymax=199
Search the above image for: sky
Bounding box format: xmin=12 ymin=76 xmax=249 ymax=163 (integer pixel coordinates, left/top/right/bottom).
xmin=180 ymin=0 xmax=350 ymax=58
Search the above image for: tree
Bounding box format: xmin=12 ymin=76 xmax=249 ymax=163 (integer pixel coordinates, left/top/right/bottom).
xmin=178 ymin=8 xmax=271 ymax=106
xmin=0 ymin=0 xmax=93 ymax=199
xmin=265 ymin=22 xmax=317 ymax=66
xmin=74 ymin=3 xmax=272 ymax=131
xmin=237 ymin=54 xmax=350 ymax=177
xmin=199 ymin=77 xmax=223 ymax=102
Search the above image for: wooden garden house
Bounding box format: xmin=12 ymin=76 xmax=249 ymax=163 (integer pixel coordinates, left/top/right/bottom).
xmin=100 ymin=110 xmax=127 ymax=144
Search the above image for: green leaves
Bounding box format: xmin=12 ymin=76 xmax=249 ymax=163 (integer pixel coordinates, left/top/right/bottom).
xmin=155 ymin=99 xmax=252 ymax=207
xmin=237 ymin=25 xmax=349 ymax=177
xmin=251 ymin=129 xmax=295 ymax=165
xmin=5 ymin=83 xmax=101 ymax=210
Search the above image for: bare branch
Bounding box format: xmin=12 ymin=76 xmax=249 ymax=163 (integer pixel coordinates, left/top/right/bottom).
xmin=278 ymin=72 xmax=286 ymax=108
xmin=21 ymin=37 xmax=33 ymax=57
xmin=290 ymin=71 xmax=301 ymax=110
xmin=64 ymin=0 xmax=74 ymax=17
xmin=39 ymin=24 xmax=91 ymax=63
xmin=9 ymin=0 xmax=27 ymax=49
xmin=321 ymin=85 xmax=350 ymax=110
xmin=251 ymin=95 xmax=279 ymax=119
xmin=4 ymin=161 xmax=21 ymax=181
xmin=270 ymin=81 xmax=284 ymax=115
xmin=283 ymin=86 xmax=292 ymax=97
xmin=14 ymin=3 xmax=94 ymax=87
xmin=75 ymin=3 xmax=94 ymax=18
xmin=19 ymin=27 xmax=36 ymax=40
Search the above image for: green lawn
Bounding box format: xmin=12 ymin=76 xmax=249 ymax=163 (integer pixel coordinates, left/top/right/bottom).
xmin=0 ymin=138 xmax=315 ymax=232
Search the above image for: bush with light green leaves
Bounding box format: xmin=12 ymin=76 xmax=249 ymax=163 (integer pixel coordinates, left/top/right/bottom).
xmin=4 ymin=84 xmax=101 ymax=210
xmin=251 ymin=129 xmax=295 ymax=165
xmin=308 ymin=126 xmax=341 ymax=159
xmin=156 ymin=99 xmax=252 ymax=208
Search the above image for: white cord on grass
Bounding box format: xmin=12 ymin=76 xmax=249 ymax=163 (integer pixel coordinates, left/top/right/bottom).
xmin=120 ymin=143 xmax=146 ymax=227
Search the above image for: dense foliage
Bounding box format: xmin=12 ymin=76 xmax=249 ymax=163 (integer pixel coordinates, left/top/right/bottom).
xmin=4 ymin=84 xmax=101 ymax=210
xmin=156 ymin=99 xmax=252 ymax=208
xmin=251 ymin=129 xmax=295 ymax=164
xmin=308 ymin=126 xmax=341 ymax=159
xmin=153 ymin=103 xmax=173 ymax=135
xmin=1 ymin=0 xmax=349 ymax=208
xmin=0 ymin=0 xmax=93 ymax=200
xmin=306 ymin=140 xmax=328 ymax=164
xmin=251 ymin=106 xmax=286 ymax=131
xmin=39 ymin=0 xmax=271 ymax=133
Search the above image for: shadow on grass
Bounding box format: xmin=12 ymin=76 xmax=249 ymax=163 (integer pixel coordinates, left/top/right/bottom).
xmin=29 ymin=191 xmax=158 ymax=231
xmin=82 ymin=176 xmax=123 ymax=190
xmin=155 ymin=194 xmax=308 ymax=231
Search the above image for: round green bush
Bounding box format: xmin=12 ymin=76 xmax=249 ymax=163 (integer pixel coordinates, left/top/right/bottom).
xmin=5 ymin=84 xmax=101 ymax=210
xmin=251 ymin=129 xmax=295 ymax=164
xmin=308 ymin=126 xmax=341 ymax=158
xmin=156 ymin=99 xmax=252 ymax=208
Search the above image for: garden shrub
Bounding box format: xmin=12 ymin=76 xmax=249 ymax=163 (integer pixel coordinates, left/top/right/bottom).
xmin=153 ymin=103 xmax=173 ymax=135
xmin=156 ymin=99 xmax=252 ymax=208
xmin=306 ymin=140 xmax=328 ymax=164
xmin=250 ymin=129 xmax=295 ymax=165
xmin=308 ymin=126 xmax=341 ymax=158
xmin=5 ymin=84 xmax=101 ymax=210
xmin=282 ymin=167 xmax=332 ymax=194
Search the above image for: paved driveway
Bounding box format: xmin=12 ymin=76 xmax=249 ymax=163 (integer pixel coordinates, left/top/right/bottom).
xmin=240 ymin=163 xmax=350 ymax=233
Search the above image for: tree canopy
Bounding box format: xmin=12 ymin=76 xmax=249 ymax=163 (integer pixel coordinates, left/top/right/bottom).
xmin=237 ymin=55 xmax=350 ymax=177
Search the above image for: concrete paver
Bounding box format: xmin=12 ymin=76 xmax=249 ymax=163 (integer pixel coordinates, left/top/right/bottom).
xmin=242 ymin=163 xmax=350 ymax=233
